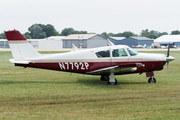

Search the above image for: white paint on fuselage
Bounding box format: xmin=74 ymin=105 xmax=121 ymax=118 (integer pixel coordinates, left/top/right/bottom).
xmin=16 ymin=45 xmax=166 ymax=63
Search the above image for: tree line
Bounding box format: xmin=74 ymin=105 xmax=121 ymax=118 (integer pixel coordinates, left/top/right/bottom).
xmin=1 ymin=23 xmax=180 ymax=39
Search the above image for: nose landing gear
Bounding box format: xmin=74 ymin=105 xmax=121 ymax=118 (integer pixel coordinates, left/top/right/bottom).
xmin=148 ymin=77 xmax=156 ymax=83
xmin=146 ymin=72 xmax=156 ymax=83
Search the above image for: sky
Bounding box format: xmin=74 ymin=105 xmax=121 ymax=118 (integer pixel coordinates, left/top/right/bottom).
xmin=1 ymin=0 xmax=180 ymax=35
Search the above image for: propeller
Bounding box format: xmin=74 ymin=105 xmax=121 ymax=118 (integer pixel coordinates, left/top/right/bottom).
xmin=167 ymin=60 xmax=169 ymax=76
xmin=166 ymin=44 xmax=175 ymax=76
xmin=167 ymin=44 xmax=170 ymax=75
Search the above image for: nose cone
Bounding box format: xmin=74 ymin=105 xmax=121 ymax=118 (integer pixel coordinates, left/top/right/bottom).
xmin=166 ymin=56 xmax=175 ymax=62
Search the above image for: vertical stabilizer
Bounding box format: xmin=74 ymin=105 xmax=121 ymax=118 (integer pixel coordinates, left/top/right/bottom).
xmin=5 ymin=30 xmax=42 ymax=59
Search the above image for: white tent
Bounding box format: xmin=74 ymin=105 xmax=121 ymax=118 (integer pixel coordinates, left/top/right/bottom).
xmin=155 ymin=35 xmax=180 ymax=42
xmin=154 ymin=35 xmax=180 ymax=46
xmin=38 ymin=36 xmax=65 ymax=49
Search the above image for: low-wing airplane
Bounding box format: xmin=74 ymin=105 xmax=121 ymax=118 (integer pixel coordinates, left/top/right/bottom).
xmin=5 ymin=30 xmax=175 ymax=85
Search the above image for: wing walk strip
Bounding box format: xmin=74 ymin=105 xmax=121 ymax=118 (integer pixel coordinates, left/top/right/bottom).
xmin=87 ymin=66 xmax=118 ymax=74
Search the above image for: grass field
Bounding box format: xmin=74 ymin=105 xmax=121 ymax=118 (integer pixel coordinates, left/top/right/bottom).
xmin=0 ymin=50 xmax=180 ymax=119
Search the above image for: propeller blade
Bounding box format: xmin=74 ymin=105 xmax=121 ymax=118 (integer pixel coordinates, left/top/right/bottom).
xmin=165 ymin=44 xmax=175 ymax=76
xmin=167 ymin=43 xmax=170 ymax=57
xmin=167 ymin=61 xmax=169 ymax=76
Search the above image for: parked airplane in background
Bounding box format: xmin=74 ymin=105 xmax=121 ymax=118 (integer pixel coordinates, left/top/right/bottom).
xmin=5 ymin=30 xmax=175 ymax=85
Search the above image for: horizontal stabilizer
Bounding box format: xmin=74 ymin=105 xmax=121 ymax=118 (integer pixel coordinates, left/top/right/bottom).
xmin=9 ymin=59 xmax=31 ymax=64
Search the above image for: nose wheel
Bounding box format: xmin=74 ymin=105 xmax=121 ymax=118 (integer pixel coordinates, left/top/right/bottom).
xmin=148 ymin=77 xmax=156 ymax=83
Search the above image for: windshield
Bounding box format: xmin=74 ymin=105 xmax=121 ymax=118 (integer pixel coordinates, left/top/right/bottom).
xmin=127 ymin=47 xmax=138 ymax=56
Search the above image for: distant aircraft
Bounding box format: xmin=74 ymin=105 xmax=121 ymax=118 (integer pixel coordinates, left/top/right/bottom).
xmin=5 ymin=30 xmax=175 ymax=85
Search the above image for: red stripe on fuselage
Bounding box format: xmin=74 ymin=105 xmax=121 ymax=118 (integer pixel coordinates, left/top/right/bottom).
xmin=15 ymin=61 xmax=166 ymax=75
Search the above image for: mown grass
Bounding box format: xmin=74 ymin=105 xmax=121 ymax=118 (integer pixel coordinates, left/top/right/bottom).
xmin=0 ymin=50 xmax=180 ymax=119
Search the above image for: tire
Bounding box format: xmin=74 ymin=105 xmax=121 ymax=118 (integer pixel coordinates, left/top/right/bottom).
xmin=148 ymin=77 xmax=156 ymax=83
xmin=101 ymin=75 xmax=109 ymax=81
xmin=108 ymin=79 xmax=117 ymax=85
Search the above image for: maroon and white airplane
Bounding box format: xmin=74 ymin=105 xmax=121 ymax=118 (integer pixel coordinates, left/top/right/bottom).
xmin=5 ymin=30 xmax=175 ymax=85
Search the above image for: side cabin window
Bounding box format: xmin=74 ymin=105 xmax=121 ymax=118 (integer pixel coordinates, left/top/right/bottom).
xmin=127 ymin=47 xmax=138 ymax=56
xmin=112 ymin=49 xmax=128 ymax=57
xmin=96 ymin=50 xmax=110 ymax=58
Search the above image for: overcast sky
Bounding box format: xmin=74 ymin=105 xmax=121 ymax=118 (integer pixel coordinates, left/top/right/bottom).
xmin=1 ymin=0 xmax=180 ymax=35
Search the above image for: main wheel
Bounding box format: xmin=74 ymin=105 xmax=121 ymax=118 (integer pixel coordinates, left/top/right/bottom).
xmin=101 ymin=75 xmax=109 ymax=81
xmin=148 ymin=77 xmax=156 ymax=83
xmin=108 ymin=79 xmax=117 ymax=85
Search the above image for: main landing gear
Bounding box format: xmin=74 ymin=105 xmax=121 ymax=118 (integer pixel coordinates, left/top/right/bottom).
xmin=101 ymin=73 xmax=117 ymax=85
xmin=101 ymin=72 xmax=157 ymax=85
xmin=100 ymin=75 xmax=109 ymax=81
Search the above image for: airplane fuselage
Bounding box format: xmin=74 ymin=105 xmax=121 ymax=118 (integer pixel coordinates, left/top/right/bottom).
xmin=14 ymin=45 xmax=166 ymax=75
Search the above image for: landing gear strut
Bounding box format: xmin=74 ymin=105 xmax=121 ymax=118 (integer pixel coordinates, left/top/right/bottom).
xmin=108 ymin=72 xmax=117 ymax=85
xmin=108 ymin=78 xmax=117 ymax=85
xmin=101 ymin=73 xmax=117 ymax=85
xmin=148 ymin=77 xmax=156 ymax=83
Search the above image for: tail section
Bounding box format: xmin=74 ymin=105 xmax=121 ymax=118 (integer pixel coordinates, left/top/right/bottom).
xmin=5 ymin=30 xmax=42 ymax=59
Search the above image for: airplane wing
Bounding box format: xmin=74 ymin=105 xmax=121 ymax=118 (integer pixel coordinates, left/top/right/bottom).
xmin=87 ymin=63 xmax=144 ymax=75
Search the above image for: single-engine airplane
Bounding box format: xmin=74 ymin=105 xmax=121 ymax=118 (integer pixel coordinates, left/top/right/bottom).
xmin=5 ymin=30 xmax=175 ymax=85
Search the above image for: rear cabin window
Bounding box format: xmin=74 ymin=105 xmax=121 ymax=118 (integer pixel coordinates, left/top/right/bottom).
xmin=96 ymin=50 xmax=110 ymax=58
xmin=112 ymin=49 xmax=128 ymax=57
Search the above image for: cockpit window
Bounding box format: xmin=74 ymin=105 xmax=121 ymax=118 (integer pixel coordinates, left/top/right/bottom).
xmin=127 ymin=47 xmax=138 ymax=56
xmin=112 ymin=49 xmax=128 ymax=57
xmin=96 ymin=50 xmax=110 ymax=58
